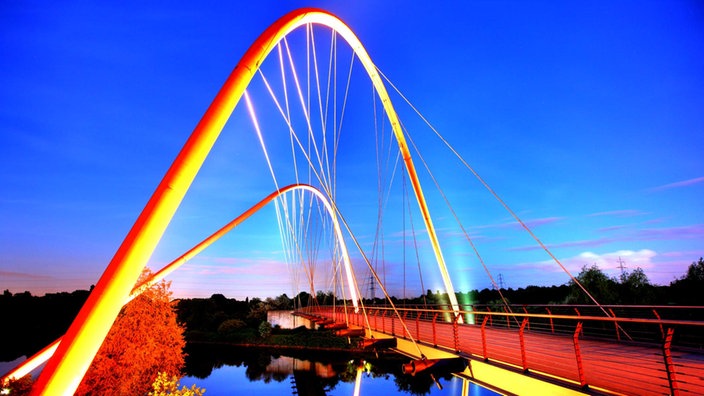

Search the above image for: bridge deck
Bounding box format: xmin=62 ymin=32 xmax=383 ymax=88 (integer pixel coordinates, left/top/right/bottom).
xmin=308 ymin=308 xmax=704 ymax=395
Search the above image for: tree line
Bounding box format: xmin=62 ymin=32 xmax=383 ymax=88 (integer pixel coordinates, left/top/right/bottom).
xmin=2 ymin=258 xmax=703 ymax=365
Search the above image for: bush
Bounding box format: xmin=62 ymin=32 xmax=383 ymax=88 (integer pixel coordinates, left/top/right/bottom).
xmin=149 ymin=372 xmax=205 ymax=396
xmin=2 ymin=374 xmax=33 ymax=395
xmin=217 ymin=319 xmax=246 ymax=335
xmin=258 ymin=321 xmax=272 ymax=338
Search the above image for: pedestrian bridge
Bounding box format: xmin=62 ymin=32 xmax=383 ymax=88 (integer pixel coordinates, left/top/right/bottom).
xmin=297 ymin=304 xmax=704 ymax=395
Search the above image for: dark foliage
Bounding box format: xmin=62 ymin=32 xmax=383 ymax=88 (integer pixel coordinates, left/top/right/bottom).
xmin=669 ymin=257 xmax=704 ymax=305
xmin=0 ymin=288 xmax=91 ymax=362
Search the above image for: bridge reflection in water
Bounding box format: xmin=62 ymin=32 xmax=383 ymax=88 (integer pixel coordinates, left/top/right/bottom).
xmin=182 ymin=344 xmax=495 ymax=395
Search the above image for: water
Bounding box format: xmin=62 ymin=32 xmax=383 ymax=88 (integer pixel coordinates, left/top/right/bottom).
xmin=182 ymin=344 xmax=498 ymax=396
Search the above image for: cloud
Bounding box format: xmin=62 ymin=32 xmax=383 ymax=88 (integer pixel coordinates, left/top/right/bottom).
xmin=635 ymin=224 xmax=704 ymax=240
xmin=510 ymin=224 xmax=704 ymax=252
xmin=177 ymin=257 xmax=290 ymax=276
xmin=588 ymin=209 xmax=645 ymax=218
xmin=471 ymin=217 xmax=564 ymax=231
xmin=0 ymin=271 xmax=53 ymax=280
xmin=649 ymin=176 xmax=704 ymax=192
xmin=597 ymin=225 xmax=627 ymax=233
xmin=660 ymin=250 xmax=703 ymax=258
xmin=515 ymin=249 xmax=658 ymax=277
xmin=509 ymin=237 xmax=614 ymax=252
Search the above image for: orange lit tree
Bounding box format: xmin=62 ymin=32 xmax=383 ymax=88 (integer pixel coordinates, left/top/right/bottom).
xmin=75 ymin=269 xmax=186 ymax=395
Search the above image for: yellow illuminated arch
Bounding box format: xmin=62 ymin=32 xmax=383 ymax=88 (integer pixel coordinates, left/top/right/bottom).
xmin=31 ymin=8 xmax=458 ymax=395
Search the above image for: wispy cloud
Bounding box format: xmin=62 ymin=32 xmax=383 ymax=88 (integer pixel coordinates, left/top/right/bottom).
xmin=588 ymin=209 xmax=645 ymax=218
xmin=0 ymin=271 xmax=53 ymax=280
xmin=509 ymin=237 xmax=614 ymax=252
xmin=635 ymin=224 xmax=704 ymax=240
xmin=511 ymin=224 xmax=704 ymax=252
xmin=514 ymin=249 xmax=658 ymax=276
xmin=660 ymin=250 xmax=704 ymax=259
xmin=649 ymin=176 xmax=704 ymax=192
xmin=597 ymin=224 xmax=627 ymax=233
xmin=178 ymin=259 xmax=289 ymax=277
xmin=471 ymin=217 xmax=564 ymax=231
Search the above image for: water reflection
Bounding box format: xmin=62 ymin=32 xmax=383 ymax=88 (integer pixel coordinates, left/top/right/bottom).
xmin=183 ymin=344 xmax=497 ymax=395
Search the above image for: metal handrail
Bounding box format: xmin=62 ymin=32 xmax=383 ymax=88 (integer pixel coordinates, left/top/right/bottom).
xmin=328 ymin=304 xmax=704 ymax=327
xmin=301 ymin=304 xmax=704 ymax=394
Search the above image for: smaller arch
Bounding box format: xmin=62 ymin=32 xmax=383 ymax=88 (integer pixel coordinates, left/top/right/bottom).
xmin=4 ymin=183 xmax=358 ymax=386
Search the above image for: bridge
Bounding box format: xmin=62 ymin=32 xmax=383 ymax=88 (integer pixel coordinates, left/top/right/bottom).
xmin=2 ymin=7 xmax=703 ymax=396
xmin=296 ymin=304 xmax=704 ymax=395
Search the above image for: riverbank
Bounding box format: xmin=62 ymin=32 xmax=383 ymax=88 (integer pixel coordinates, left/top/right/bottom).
xmin=185 ymin=323 xmax=363 ymax=350
xmin=191 ymin=340 xmax=368 ymax=354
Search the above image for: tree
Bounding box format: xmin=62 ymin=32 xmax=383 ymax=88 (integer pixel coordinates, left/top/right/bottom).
xmin=618 ymin=267 xmax=655 ymax=304
xmin=75 ymin=269 xmax=186 ymax=395
xmin=670 ymin=257 xmax=704 ymax=304
xmin=566 ymin=264 xmax=619 ymax=304
xmin=2 ymin=374 xmax=34 ymax=395
xmin=682 ymin=257 xmax=704 ymax=282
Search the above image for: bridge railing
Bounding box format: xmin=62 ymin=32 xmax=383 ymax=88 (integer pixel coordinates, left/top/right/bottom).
xmin=300 ymin=304 xmax=704 ymax=395
xmin=309 ymin=303 xmax=704 ymax=348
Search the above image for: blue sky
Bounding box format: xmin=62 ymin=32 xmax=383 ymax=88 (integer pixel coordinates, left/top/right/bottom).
xmin=1 ymin=1 xmax=703 ymax=299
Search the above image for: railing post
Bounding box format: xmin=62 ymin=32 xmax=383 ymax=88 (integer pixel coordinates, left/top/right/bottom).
xmin=546 ymin=307 xmax=554 ymax=334
xmin=432 ymin=313 xmax=439 ymax=347
xmin=381 ymin=310 xmax=386 ymax=333
xmin=653 ymin=309 xmax=664 ymax=339
xmin=416 ymin=311 xmax=420 ymax=341
xmin=391 ymin=310 xmax=396 ymax=336
xmin=573 ymin=322 xmax=587 ymax=388
xmin=401 ymin=311 xmax=408 ymax=339
xmin=519 ymin=318 xmax=528 ymax=372
xmin=522 ymin=306 xmax=530 ymax=331
xmin=486 ymin=307 xmax=493 ymax=326
xmin=504 ymin=306 xmax=511 ymax=329
xmin=609 ymin=308 xmax=620 ymax=341
xmin=453 ymin=314 xmax=460 ymax=352
xmin=481 ymin=316 xmax=489 ymax=361
xmin=663 ymin=327 xmax=680 ymax=396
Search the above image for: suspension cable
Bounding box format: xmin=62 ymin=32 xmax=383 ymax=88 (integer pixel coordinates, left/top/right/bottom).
xmin=377 ymin=68 xmax=613 ymax=318
xmin=403 ymin=122 xmax=514 ymax=316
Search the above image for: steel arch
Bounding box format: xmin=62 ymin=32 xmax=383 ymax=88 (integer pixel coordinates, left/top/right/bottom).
xmin=32 ymin=8 xmax=458 ymax=395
